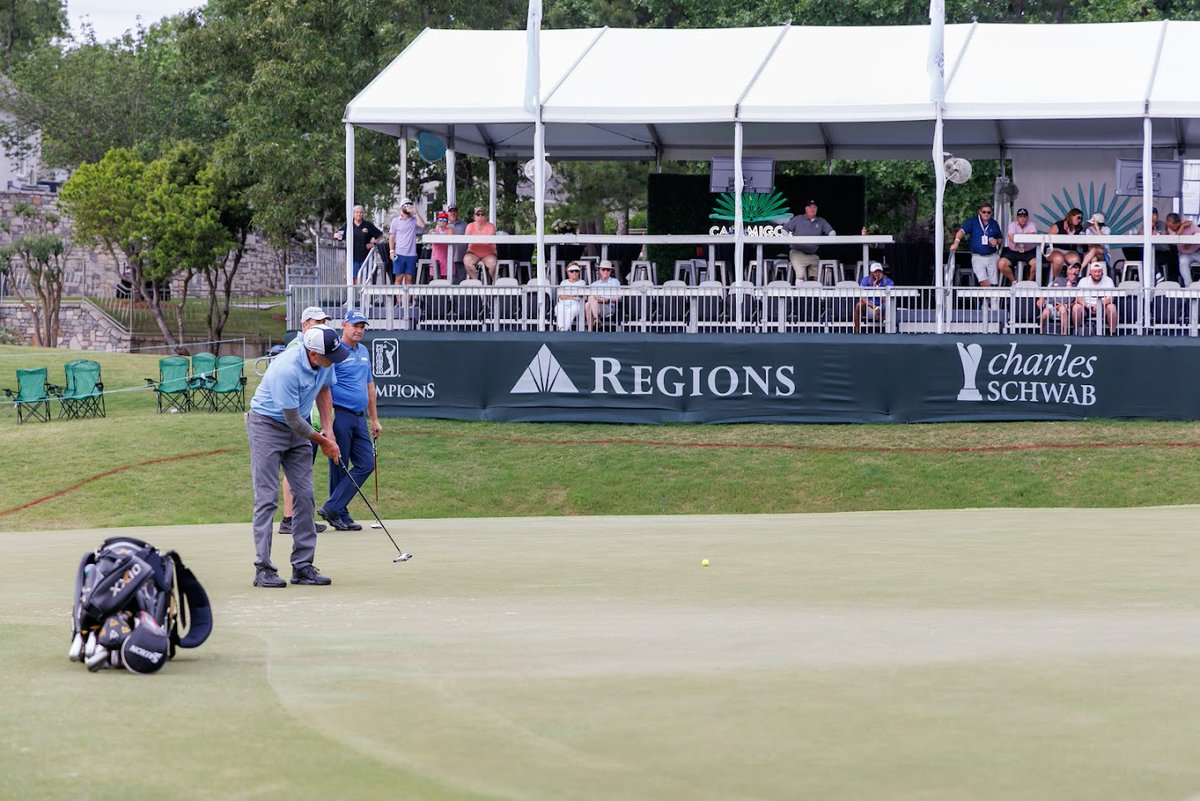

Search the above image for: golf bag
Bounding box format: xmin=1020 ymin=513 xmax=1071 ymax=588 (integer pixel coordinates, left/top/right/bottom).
xmin=68 ymin=536 xmax=212 ymax=674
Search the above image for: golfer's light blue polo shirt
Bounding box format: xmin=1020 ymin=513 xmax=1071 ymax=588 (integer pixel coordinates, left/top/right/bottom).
xmin=330 ymin=342 xmax=372 ymax=413
xmin=250 ymin=344 xmax=335 ymax=424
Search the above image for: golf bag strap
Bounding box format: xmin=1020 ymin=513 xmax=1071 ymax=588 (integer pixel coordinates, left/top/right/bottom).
xmin=168 ymin=551 xmax=212 ymax=649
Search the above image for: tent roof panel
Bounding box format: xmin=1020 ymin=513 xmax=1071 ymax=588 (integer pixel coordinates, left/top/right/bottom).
xmin=944 ymin=22 xmax=1164 ymax=119
xmin=543 ymin=27 xmax=785 ymax=123
xmin=1148 ymin=21 xmax=1200 ymax=117
xmin=740 ymin=25 xmax=945 ymax=122
xmin=343 ymin=28 xmax=602 ymax=125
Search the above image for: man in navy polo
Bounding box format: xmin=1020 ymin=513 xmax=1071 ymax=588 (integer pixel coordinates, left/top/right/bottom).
xmin=949 ymin=202 xmax=1006 ymax=287
xmin=319 ymin=309 xmax=382 ymax=531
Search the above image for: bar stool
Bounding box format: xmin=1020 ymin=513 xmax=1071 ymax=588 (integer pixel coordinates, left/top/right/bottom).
xmin=818 ymin=260 xmax=845 ymax=286
xmin=697 ymin=260 xmax=728 ymax=285
xmin=1119 ymin=260 xmax=1142 ymax=283
xmin=770 ymin=258 xmax=794 ymax=284
xmin=674 ymin=259 xmax=700 ymax=285
xmin=495 ymin=259 xmax=518 ymax=281
xmin=629 ymin=260 xmax=656 ymax=284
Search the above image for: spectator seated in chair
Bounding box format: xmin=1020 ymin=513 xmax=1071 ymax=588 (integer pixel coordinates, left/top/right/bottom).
xmin=585 ymin=261 xmax=621 ymax=331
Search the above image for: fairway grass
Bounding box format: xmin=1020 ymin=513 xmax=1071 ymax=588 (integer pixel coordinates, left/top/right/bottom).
xmin=5 ymin=508 xmax=1200 ymax=800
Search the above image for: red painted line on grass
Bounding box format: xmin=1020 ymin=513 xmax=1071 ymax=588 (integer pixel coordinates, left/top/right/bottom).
xmin=388 ymin=429 xmax=1200 ymax=455
xmin=0 ymin=449 xmax=233 ymax=517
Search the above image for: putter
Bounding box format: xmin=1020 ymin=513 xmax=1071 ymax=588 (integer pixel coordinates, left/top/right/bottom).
xmin=338 ymin=459 xmax=412 ymax=562
xmin=371 ymin=436 xmax=381 ymax=527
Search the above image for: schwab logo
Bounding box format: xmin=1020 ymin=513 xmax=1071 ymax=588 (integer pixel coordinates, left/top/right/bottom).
xmin=512 ymin=345 xmax=579 ymax=393
xmin=955 ymin=342 xmax=1097 ymax=406
xmin=511 ymin=345 xmax=796 ymax=398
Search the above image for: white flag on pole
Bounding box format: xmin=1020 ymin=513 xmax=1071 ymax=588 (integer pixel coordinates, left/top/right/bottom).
xmin=524 ymin=0 xmax=542 ymax=113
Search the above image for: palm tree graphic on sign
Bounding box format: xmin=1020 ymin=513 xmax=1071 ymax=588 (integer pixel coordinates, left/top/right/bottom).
xmin=709 ymin=192 xmax=792 ymax=224
xmin=1034 ymin=182 xmax=1142 ymax=234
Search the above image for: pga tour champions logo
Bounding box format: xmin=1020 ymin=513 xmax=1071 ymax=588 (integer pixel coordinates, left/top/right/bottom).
xmin=955 ymin=342 xmax=1097 ymax=406
xmin=512 ymin=345 xmax=796 ymax=398
xmin=370 ymin=338 xmax=436 ymax=399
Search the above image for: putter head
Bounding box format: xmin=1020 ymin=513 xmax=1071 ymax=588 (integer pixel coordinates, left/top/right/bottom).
xmin=371 ymin=523 xmax=383 ymax=529
xmin=393 ymin=552 xmax=413 ymax=563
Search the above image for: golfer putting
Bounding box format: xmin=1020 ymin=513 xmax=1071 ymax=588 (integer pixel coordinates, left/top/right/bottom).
xmin=246 ymin=324 xmax=346 ymax=588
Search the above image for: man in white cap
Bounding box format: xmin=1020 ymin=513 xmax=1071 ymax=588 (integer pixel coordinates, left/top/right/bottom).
xmin=585 ymin=260 xmax=621 ymax=331
xmin=278 ymin=306 xmax=335 ymax=536
xmin=388 ymin=198 xmax=426 ymax=285
xmin=247 ymin=325 xmax=347 ymax=587
xmin=853 ymin=261 xmax=894 ymax=333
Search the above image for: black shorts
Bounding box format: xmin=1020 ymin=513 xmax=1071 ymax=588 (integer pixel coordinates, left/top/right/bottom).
xmin=1000 ymin=248 xmax=1035 ymax=265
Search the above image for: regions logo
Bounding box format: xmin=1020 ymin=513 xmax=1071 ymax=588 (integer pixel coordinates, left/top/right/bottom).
xmin=955 ymin=342 xmax=1097 ymax=406
xmin=512 ymin=345 xmax=579 ymax=394
xmin=511 ymin=346 xmax=796 ymax=398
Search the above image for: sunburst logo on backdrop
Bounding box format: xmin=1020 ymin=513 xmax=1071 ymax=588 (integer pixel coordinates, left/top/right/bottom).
xmin=709 ymin=192 xmax=792 ymax=224
xmin=1034 ymin=182 xmax=1142 ymax=233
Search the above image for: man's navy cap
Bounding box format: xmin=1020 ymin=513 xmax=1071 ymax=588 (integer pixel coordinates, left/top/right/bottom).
xmin=303 ymin=325 xmax=349 ymax=363
xmin=343 ymin=309 xmax=368 ymax=326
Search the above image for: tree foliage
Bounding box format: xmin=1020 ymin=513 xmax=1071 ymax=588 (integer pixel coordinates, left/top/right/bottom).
xmin=0 ymin=199 xmax=68 ymax=346
xmin=0 ymin=0 xmax=65 ymax=74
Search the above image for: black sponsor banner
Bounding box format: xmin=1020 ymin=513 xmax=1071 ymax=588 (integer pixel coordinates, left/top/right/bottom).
xmin=363 ymin=331 xmax=1200 ymax=423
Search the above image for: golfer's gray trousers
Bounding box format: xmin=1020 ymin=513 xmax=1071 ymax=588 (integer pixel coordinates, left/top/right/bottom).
xmin=247 ymin=411 xmax=317 ymax=572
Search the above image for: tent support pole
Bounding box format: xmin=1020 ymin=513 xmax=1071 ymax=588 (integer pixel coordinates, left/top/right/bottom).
xmin=398 ymin=127 xmax=408 ymax=206
xmin=734 ymin=121 xmax=744 ymax=285
xmin=933 ymin=114 xmax=945 ymax=335
xmin=534 ymin=114 xmax=547 ymax=331
xmin=488 ymin=157 xmax=497 ymax=223
xmin=1142 ymin=115 xmax=1154 ymax=327
xmin=345 ymin=123 xmax=356 ymax=306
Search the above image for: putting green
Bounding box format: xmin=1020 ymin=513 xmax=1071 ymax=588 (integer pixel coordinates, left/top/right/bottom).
xmin=4 ymin=509 xmax=1200 ymax=800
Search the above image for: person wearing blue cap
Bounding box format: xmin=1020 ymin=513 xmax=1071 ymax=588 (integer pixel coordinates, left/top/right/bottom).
xmin=248 ymin=324 xmax=347 ymax=588
xmin=319 ymin=309 xmax=382 ymax=531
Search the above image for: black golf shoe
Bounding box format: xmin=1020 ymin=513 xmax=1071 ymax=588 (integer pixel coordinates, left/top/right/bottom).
xmin=281 ymin=516 xmax=327 ymax=534
xmin=253 ymin=569 xmax=287 ymax=589
xmin=291 ymin=565 xmax=332 ymax=586
xmin=317 ymin=507 xmax=357 ymax=531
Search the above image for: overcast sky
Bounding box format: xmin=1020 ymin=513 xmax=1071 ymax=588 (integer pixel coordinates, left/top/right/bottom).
xmin=65 ymin=0 xmax=207 ymax=42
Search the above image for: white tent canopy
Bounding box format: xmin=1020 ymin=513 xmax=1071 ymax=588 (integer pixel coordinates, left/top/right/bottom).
xmin=345 ymin=21 xmax=1200 ymax=161
xmin=342 ymin=20 xmax=1197 ymax=330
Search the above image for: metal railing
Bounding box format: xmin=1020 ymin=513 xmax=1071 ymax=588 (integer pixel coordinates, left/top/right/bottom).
xmin=287 ymin=281 xmax=1200 ymax=337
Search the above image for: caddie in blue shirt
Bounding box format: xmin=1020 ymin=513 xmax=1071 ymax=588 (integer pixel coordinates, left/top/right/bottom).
xmin=247 ymin=325 xmax=346 ymax=588
xmin=320 ymin=309 xmax=382 ymax=531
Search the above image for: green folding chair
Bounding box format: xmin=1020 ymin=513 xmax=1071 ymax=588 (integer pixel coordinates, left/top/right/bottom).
xmin=209 ymin=355 xmax=248 ymax=412
xmin=146 ymin=356 xmax=192 ymax=413
xmin=4 ymin=367 xmax=52 ymax=423
xmin=57 ymin=359 xmax=105 ymax=420
xmin=189 ymin=352 xmax=219 ymax=411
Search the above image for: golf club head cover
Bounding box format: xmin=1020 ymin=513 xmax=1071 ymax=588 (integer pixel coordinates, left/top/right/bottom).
xmin=82 ymin=554 xmax=153 ymax=623
xmin=122 ymin=613 xmax=170 ymax=674
xmin=99 ymin=611 xmax=134 ymax=649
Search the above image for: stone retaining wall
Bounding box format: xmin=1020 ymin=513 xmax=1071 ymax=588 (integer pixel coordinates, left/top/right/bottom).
xmin=0 ymin=300 xmax=131 ymax=351
xmin=0 ymin=189 xmax=290 ymax=298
